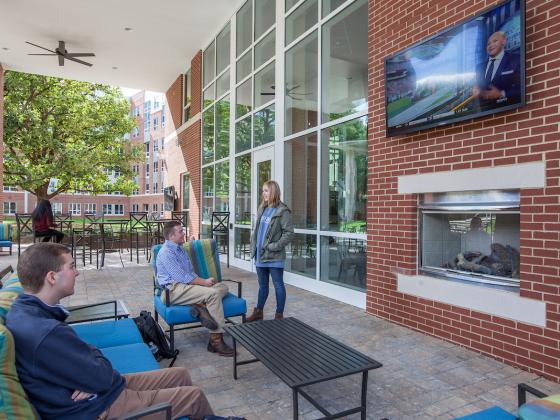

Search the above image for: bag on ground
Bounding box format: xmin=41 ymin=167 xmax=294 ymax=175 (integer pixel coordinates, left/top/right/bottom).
xmin=133 ymin=310 xmax=176 ymax=360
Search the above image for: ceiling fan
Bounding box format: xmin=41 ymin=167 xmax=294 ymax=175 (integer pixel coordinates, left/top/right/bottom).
xmin=26 ymin=40 xmax=95 ymax=67
xmin=261 ymin=85 xmax=310 ymax=100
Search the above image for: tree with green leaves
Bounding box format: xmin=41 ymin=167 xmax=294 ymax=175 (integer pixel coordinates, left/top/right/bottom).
xmin=3 ymin=71 xmax=144 ymax=200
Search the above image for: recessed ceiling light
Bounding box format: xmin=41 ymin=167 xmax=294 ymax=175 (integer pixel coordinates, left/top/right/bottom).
xmin=124 ymin=27 xmax=133 ymax=32
xmin=1 ymin=47 xmax=10 ymax=51
xmin=112 ymin=66 xmax=118 ymax=70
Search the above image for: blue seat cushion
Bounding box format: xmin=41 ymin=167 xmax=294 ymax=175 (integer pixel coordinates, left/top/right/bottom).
xmin=72 ymin=318 xmax=143 ymax=348
xmin=0 ymin=241 xmax=12 ymax=247
xmin=155 ymin=292 xmax=246 ymax=325
xmin=101 ymin=343 xmax=160 ymax=374
xmin=454 ymin=406 xmax=516 ymax=420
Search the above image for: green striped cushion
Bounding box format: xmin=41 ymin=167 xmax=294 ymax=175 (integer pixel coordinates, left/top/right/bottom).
xmin=0 ymin=277 xmax=23 ymax=324
xmin=0 ymin=223 xmax=12 ymax=241
xmin=0 ymin=324 xmax=35 ymax=418
xmin=184 ymin=239 xmax=223 ymax=282
xmin=519 ymin=394 xmax=560 ymax=419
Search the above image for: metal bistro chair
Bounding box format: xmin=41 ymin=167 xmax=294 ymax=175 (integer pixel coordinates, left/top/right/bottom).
xmin=72 ymin=213 xmax=102 ymax=266
xmin=211 ymin=211 xmax=230 ymax=267
xmin=171 ymin=211 xmax=189 ymax=234
xmin=129 ymin=212 xmax=151 ymax=263
xmin=15 ymin=213 xmax=34 ymax=256
xmin=55 ymin=213 xmax=73 ymax=244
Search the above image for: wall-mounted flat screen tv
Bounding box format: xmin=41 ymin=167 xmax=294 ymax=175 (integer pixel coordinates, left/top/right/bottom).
xmin=385 ymin=0 xmax=525 ymax=136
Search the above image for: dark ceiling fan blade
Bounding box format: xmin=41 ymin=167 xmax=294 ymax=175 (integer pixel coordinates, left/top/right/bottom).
xmin=26 ymin=41 xmax=56 ymax=54
xmin=65 ymin=53 xmax=95 ymax=57
xmin=28 ymin=53 xmax=58 ymax=56
xmin=261 ymin=92 xmax=275 ymax=95
xmin=65 ymin=56 xmax=93 ymax=67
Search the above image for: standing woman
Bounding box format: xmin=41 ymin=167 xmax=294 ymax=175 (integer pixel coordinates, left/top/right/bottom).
xmin=31 ymin=199 xmax=64 ymax=243
xmin=247 ymin=180 xmax=294 ymax=322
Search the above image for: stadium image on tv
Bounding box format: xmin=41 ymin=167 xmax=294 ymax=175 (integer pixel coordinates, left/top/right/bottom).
xmin=385 ymin=0 xmax=524 ymax=136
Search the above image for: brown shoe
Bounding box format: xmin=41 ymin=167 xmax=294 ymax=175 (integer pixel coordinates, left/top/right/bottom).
xmin=274 ymin=312 xmax=283 ymax=320
xmin=207 ymin=333 xmax=234 ymax=357
xmin=246 ymin=307 xmax=263 ymax=323
xmin=190 ymin=304 xmax=218 ymax=330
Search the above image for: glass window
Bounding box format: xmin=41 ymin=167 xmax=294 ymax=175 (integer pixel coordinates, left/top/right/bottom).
xmin=235 ymin=116 xmax=252 ymax=153
xmin=284 ymin=132 xmax=317 ymax=228
xmin=255 ymin=0 xmax=276 ymax=40
xmin=320 ymin=236 xmax=366 ymax=291
xmin=285 ymin=0 xmax=318 ymax=45
xmin=234 ymin=227 xmax=252 ymax=260
xmin=182 ymin=173 xmax=190 ymax=210
xmin=285 ymin=31 xmax=318 ymax=136
xmin=254 ymin=62 xmax=275 ymax=108
xmin=254 ymin=105 xmax=275 ymax=147
xmin=215 ymin=96 xmax=230 ymax=160
xmin=255 ymin=30 xmax=275 ymax=69
xmin=286 ymin=233 xmax=317 ymax=278
xmin=203 ymin=82 xmax=215 ymax=109
xmin=216 ymin=23 xmax=231 ymax=75
xmin=216 ymin=71 xmax=230 ymax=99
xmin=236 ymin=50 xmax=252 ymax=83
xmin=52 ymin=202 xmax=62 ymax=214
xmin=236 ymin=79 xmax=252 ymax=118
xmin=320 ymin=117 xmax=367 ymax=232
xmin=285 ymin=0 xmax=299 ymax=13
xmin=236 ymin=0 xmax=253 ymax=57
xmin=322 ymin=0 xmax=346 ymax=16
xmin=202 ymin=166 xmax=214 ymax=224
xmin=202 ymin=108 xmax=215 ymax=164
xmin=235 ymin=154 xmax=251 ymax=224
xmin=215 ymin=161 xmax=230 ymax=212
xmin=203 ymin=40 xmax=215 ymax=86
xmin=3 ymin=202 xmax=16 ymax=214
xmin=322 ymin=0 xmax=367 ymax=122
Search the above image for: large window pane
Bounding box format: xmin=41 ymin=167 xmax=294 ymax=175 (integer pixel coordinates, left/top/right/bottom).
xmin=215 ymin=96 xmax=230 ymax=160
xmin=236 ymin=50 xmax=252 ymax=83
xmin=320 ymin=236 xmax=366 ymax=291
xmin=284 ymin=132 xmax=317 ymax=228
xmin=254 ymin=62 xmax=275 ymax=108
xmin=202 ymin=166 xmax=214 ymax=224
xmin=322 ymin=0 xmax=346 ymax=16
xmin=235 ymin=154 xmax=251 ymax=224
xmin=203 ymin=82 xmax=215 ymax=109
xmin=285 ymin=31 xmax=318 ymax=136
xmin=215 ymin=161 xmax=230 ymax=212
xmin=286 ymin=233 xmax=316 ymax=278
xmin=183 ymin=69 xmax=191 ymax=107
xmin=285 ymin=0 xmax=318 ymax=45
xmin=234 ymin=227 xmax=251 ymax=260
xmin=320 ymin=117 xmax=367 ymax=232
xmin=322 ymin=0 xmax=367 ymax=122
xmin=203 ymin=40 xmax=215 ymax=86
xmin=202 ymin=108 xmax=215 ymax=164
xmin=216 ymin=71 xmax=230 ymax=99
xmin=182 ymin=173 xmax=190 ymax=210
xmin=285 ymin=0 xmax=299 ymax=13
xmin=236 ymin=0 xmax=252 ymax=57
xmin=255 ymin=0 xmax=275 ymax=40
xmin=236 ymin=116 xmax=252 ymax=153
xmin=216 ymin=23 xmax=231 ymax=75
xmin=254 ymin=105 xmax=275 ymax=147
xmin=255 ymin=31 xmax=275 ymax=69
xmin=236 ymin=79 xmax=252 ymax=118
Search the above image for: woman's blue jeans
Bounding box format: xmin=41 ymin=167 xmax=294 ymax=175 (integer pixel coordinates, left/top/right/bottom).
xmin=255 ymin=267 xmax=286 ymax=313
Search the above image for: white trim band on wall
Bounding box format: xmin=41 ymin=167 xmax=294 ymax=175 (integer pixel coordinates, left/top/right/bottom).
xmin=398 ymin=162 xmax=546 ymax=194
xmin=397 ymin=273 xmax=547 ymax=327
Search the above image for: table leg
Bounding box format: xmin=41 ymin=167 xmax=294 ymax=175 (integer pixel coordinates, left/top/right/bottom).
xmin=233 ymin=338 xmax=238 ymax=380
xmin=361 ymin=370 xmax=368 ymax=420
xmin=293 ymin=388 xmax=299 ymax=420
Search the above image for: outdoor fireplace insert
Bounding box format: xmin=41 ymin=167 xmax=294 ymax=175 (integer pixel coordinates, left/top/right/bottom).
xmin=419 ymin=190 xmax=520 ymax=288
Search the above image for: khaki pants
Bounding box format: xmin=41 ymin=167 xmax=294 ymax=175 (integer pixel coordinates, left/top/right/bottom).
xmin=166 ymin=282 xmax=229 ymax=333
xmin=99 ymin=367 xmax=213 ymax=420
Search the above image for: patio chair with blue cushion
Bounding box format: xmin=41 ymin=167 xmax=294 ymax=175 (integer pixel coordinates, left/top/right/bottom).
xmin=0 ymin=223 xmax=13 ymax=255
xmin=151 ymin=239 xmax=247 ymax=353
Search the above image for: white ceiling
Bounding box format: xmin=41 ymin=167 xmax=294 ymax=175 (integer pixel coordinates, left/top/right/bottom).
xmin=0 ymin=0 xmax=245 ymax=92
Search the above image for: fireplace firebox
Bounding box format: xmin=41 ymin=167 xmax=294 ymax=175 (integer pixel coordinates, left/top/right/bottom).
xmin=419 ymin=190 xmax=520 ymax=288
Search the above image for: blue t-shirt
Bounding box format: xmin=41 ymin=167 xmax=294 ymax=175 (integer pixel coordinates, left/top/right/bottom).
xmin=256 ymin=207 xmax=284 ymax=268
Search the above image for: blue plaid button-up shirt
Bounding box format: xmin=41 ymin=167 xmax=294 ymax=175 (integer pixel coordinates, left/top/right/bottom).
xmin=156 ymin=240 xmax=197 ymax=287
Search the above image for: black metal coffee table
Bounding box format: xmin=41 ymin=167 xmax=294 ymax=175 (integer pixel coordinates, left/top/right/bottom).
xmin=66 ymin=300 xmax=130 ymax=324
xmin=225 ymin=317 xmax=382 ymax=419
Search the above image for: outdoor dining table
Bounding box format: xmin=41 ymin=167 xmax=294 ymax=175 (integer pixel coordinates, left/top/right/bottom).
xmin=91 ymin=219 xmax=129 ymax=268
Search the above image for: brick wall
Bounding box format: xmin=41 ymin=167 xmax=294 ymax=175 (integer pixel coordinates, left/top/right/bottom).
xmin=178 ymin=121 xmax=201 ymax=238
xmin=190 ymin=51 xmax=202 ymax=116
xmin=165 ymin=75 xmax=183 ymax=131
xmin=368 ymin=0 xmax=560 ymax=381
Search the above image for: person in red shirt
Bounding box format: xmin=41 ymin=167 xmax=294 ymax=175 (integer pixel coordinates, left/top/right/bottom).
xmin=32 ymin=199 xmax=64 ymax=243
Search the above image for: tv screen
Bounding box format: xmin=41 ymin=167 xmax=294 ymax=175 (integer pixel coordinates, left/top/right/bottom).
xmin=385 ymin=0 xmax=525 ymax=136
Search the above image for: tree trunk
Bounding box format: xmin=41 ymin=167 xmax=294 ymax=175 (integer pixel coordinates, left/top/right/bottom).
xmin=34 ymin=184 xmax=49 ymax=201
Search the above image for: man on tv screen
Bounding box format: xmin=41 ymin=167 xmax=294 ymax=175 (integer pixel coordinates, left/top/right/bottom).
xmin=472 ymin=31 xmax=521 ymax=109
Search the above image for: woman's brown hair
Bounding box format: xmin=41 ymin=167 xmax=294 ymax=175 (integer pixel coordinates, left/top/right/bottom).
xmin=260 ymin=180 xmax=281 ymax=209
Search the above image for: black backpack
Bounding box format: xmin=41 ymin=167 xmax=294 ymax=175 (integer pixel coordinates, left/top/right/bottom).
xmin=134 ymin=310 xmax=178 ymax=365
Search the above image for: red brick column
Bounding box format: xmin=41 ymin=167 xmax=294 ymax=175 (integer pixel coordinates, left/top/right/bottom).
xmin=166 ymin=75 xmax=183 ymax=131
xmin=368 ymin=0 xmax=560 ymax=381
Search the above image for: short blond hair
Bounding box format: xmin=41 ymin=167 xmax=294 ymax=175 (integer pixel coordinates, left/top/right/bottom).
xmin=260 ymin=180 xmax=281 ymax=208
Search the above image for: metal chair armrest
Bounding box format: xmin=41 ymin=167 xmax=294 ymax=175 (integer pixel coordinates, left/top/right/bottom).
xmin=518 ymin=383 xmax=549 ymax=407
xmin=116 ymin=402 xmax=172 ymax=420
xmin=222 ymin=278 xmax=242 ymax=297
xmin=66 ymin=300 xmax=118 ymax=320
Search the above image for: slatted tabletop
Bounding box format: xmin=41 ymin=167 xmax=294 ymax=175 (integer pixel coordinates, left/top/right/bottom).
xmin=225 ymin=317 xmax=382 ymax=388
